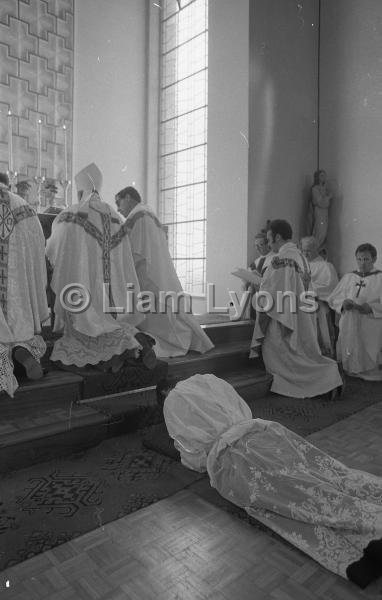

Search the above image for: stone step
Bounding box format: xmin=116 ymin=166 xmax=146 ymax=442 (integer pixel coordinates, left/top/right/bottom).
xmin=0 ymin=331 xmax=267 ymax=473
xmin=0 ymin=402 xmax=107 ymax=473
xmin=0 ymin=371 xmax=83 ymax=411
xmin=0 ymin=364 xmax=271 ymax=473
xmin=0 ymin=385 xmax=159 ymax=473
xmin=201 ymin=319 xmax=254 ymax=345
xmin=167 ymin=340 xmax=253 ymax=379
xmin=225 ymin=368 xmax=272 ymax=403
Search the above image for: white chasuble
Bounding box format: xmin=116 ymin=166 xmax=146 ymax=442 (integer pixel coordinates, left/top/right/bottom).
xmin=328 ymin=270 xmax=382 ymax=379
xmin=46 ymin=195 xmax=143 ymax=366
xmin=251 ymin=242 xmax=342 ymax=398
xmin=123 ymin=204 xmax=213 ymax=357
xmin=0 ymin=184 xmax=48 ymax=396
xmin=164 ymin=374 xmax=382 ymax=581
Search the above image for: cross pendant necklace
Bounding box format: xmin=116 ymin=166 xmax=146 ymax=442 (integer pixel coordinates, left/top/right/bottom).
xmin=355 ymin=279 xmax=366 ymax=298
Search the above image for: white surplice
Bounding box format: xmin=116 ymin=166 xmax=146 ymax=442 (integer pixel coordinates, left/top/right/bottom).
xmin=328 ymin=270 xmax=382 ymax=379
xmin=0 ymin=184 xmax=48 ymax=396
xmin=123 ymin=203 xmax=214 ymax=357
xmin=46 ymin=194 xmax=143 ymax=366
xmin=310 ymin=257 xmax=338 ymax=301
xmin=164 ymin=374 xmax=382 ymax=580
xmin=250 ymin=242 xmax=342 ymax=397
xmin=309 ymin=256 xmax=338 ymax=356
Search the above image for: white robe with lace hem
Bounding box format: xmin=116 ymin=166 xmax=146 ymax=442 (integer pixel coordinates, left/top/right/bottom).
xmin=125 ymin=203 xmax=213 ymax=357
xmin=164 ymin=374 xmax=382 ymax=580
xmin=46 ymin=195 xmax=143 ymax=366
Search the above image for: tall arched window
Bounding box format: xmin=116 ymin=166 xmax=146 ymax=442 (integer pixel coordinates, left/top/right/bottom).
xmin=158 ymin=0 xmax=208 ymax=295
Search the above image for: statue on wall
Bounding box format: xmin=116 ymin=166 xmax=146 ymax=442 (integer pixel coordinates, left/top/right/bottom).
xmin=307 ymin=169 xmax=333 ymax=256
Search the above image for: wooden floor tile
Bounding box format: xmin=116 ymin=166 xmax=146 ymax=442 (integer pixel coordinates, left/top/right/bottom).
xmin=3 ymin=403 xmax=382 ymax=599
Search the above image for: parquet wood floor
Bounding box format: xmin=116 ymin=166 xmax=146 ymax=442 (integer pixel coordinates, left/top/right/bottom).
xmin=2 ymin=402 xmax=382 ymax=600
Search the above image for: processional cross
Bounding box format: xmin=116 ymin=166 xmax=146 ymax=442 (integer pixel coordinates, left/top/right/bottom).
xmin=355 ymin=279 xmax=366 ymax=297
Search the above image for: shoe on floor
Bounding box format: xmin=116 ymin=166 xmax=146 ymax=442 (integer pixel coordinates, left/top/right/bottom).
xmin=12 ymin=346 xmax=44 ymax=380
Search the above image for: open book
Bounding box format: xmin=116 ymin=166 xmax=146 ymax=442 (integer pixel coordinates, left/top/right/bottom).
xmin=231 ymin=267 xmax=261 ymax=286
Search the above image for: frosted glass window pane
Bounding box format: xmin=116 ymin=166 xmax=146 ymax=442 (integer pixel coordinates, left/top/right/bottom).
xmin=160 ymin=107 xmax=207 ymax=155
xmin=160 ymin=184 xmax=205 ymax=224
xmin=172 ymin=220 xmax=205 ymax=259
xmin=162 ymin=33 xmax=206 ymax=85
xmin=161 ymin=70 xmax=207 ymax=122
xmin=159 ymin=0 xmax=208 ymax=295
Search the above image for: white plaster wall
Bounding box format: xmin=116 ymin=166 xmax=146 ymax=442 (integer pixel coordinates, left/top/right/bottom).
xmin=320 ymin=0 xmax=382 ymax=275
xmin=73 ymin=0 xmax=147 ymax=205
xmin=206 ymin=0 xmax=250 ymax=308
xmin=248 ymin=0 xmax=319 ymax=264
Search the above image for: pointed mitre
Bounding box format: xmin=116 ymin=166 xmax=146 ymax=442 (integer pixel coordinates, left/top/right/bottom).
xmin=75 ymin=163 xmax=102 ymax=193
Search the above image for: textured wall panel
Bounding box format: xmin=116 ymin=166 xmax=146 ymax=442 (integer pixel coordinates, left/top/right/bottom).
xmin=0 ymin=0 xmax=74 ymax=207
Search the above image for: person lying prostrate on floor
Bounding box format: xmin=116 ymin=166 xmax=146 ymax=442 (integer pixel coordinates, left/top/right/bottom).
xmin=162 ymin=373 xmax=382 ymax=590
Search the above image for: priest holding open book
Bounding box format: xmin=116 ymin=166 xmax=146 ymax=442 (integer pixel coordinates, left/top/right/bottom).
xmin=250 ymin=220 xmax=342 ymax=399
xmin=231 ymin=229 xmax=276 ymax=318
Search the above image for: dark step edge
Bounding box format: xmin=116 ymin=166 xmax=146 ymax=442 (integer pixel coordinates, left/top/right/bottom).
xmin=201 ymin=319 xmax=253 ymax=331
xmin=0 ymin=424 xmax=106 ymax=473
xmin=0 ymin=410 xmax=108 ymax=448
xmin=167 ymin=341 xmax=251 ymax=366
xmin=226 ymin=371 xmax=273 ymax=385
xmin=12 ymin=371 xmax=84 ymax=393
xmin=77 ymin=385 xmax=158 ymax=406
xmin=79 ymin=386 xmax=159 ymax=417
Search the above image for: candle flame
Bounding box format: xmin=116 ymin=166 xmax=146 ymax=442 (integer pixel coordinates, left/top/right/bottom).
xmin=8 ymin=110 xmax=12 ymax=116
xmin=63 ymin=124 xmax=67 ymax=130
xmin=38 ymin=118 xmax=42 ymax=124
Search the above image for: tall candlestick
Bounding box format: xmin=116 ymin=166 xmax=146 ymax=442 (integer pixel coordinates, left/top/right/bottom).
xmin=37 ymin=118 xmax=42 ymax=177
xmin=7 ymin=110 xmax=13 ymax=173
xmin=63 ymin=123 xmax=68 ymax=180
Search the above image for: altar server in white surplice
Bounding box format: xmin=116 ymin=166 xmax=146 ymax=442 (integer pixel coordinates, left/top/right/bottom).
xmin=328 ymin=243 xmax=382 ymax=380
xmin=46 ymin=164 xmax=146 ymax=368
xmin=0 ymin=173 xmax=49 ymax=397
xmin=115 ymin=186 xmax=214 ymax=357
xmin=163 ymin=374 xmax=382 ymax=590
xmin=300 ymin=236 xmax=338 ymax=357
xmin=251 ymin=220 xmax=342 ymax=399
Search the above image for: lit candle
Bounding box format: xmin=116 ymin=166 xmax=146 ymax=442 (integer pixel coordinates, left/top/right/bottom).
xmin=63 ymin=123 xmax=68 ymax=180
xmin=7 ymin=110 xmax=13 ymax=172
xmin=37 ymin=118 xmax=42 ymax=177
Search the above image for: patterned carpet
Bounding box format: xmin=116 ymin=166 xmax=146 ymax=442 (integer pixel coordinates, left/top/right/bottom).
xmin=0 ymin=432 xmax=203 ymax=571
xmin=1 ymin=375 xmax=381 ymax=573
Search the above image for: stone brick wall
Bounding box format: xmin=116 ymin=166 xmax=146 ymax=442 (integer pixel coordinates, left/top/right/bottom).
xmin=0 ymin=0 xmax=74 ymax=206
